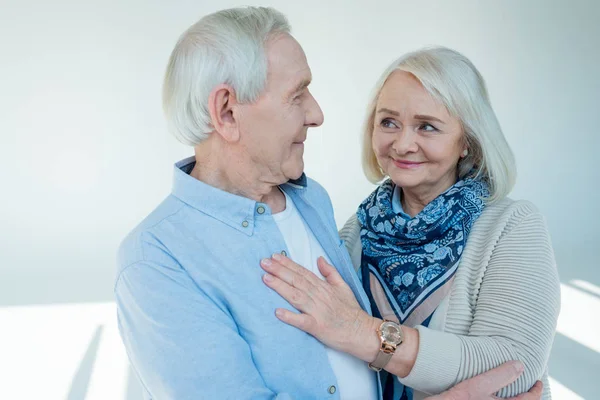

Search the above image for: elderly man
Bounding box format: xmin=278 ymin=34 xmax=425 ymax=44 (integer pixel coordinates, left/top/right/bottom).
xmin=115 ymin=6 xmax=542 ymax=400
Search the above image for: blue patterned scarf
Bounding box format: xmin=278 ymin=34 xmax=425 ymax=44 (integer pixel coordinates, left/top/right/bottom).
xmin=358 ymin=178 xmax=489 ymax=325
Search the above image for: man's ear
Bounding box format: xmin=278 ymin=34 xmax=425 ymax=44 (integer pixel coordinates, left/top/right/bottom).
xmin=207 ymin=84 xmax=240 ymax=143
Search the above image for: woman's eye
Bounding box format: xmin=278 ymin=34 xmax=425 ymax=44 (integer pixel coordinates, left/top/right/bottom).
xmin=419 ymin=123 xmax=438 ymax=132
xmin=380 ymin=118 xmax=398 ymax=129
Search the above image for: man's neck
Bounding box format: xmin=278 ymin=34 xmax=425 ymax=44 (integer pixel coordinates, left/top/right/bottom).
xmin=190 ymin=142 xmax=286 ymax=213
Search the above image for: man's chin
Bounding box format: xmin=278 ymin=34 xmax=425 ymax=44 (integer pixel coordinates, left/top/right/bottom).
xmin=285 ymin=162 xmax=304 ymax=181
xmin=288 ymin=170 xmax=304 ymax=181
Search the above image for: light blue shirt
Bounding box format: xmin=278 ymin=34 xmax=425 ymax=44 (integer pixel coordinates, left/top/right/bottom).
xmin=392 ymin=185 xmax=411 ymax=217
xmin=115 ymin=157 xmax=379 ymax=400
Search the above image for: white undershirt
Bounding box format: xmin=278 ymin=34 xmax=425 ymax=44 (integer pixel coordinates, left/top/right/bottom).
xmin=272 ymin=191 xmax=378 ymax=400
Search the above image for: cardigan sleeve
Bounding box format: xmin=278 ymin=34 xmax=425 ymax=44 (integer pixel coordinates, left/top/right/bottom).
xmin=399 ymin=209 xmax=561 ymax=398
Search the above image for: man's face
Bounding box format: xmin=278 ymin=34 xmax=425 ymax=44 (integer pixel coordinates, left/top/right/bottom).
xmin=235 ymin=34 xmax=324 ymax=183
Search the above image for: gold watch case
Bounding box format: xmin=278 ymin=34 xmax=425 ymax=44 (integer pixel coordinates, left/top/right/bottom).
xmin=377 ymin=320 xmax=404 ymax=352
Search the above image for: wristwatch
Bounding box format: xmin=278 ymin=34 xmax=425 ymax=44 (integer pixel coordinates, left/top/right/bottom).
xmin=368 ymin=320 xmax=404 ymax=372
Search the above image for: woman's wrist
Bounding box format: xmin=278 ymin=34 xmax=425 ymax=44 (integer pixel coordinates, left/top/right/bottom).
xmin=390 ymin=325 xmax=419 ymax=377
xmin=344 ymin=314 xmax=382 ymax=362
xmin=341 ymin=313 xmax=419 ymax=378
xmin=354 ymin=317 xmax=420 ymax=378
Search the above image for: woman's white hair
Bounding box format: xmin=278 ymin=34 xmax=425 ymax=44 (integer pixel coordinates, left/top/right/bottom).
xmin=162 ymin=7 xmax=290 ymax=146
xmin=362 ymin=47 xmax=516 ymax=203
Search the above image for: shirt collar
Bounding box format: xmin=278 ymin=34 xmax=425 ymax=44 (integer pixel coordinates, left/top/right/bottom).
xmin=171 ymin=156 xmax=307 ymax=235
xmin=392 ymin=184 xmax=412 ymax=219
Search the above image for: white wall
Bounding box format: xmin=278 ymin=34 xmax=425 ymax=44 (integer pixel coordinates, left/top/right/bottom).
xmin=1 ymin=0 xmax=598 ymax=399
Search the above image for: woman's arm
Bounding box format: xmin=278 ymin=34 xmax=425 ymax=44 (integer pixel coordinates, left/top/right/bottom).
xmin=260 ymin=210 xmax=559 ymax=397
xmin=400 ymin=211 xmax=561 ymax=396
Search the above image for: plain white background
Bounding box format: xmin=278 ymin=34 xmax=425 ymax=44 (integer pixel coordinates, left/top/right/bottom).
xmin=1 ymin=0 xmax=598 ymax=399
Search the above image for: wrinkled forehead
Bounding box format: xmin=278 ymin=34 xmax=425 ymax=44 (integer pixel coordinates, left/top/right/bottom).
xmin=265 ymin=34 xmax=312 ymax=93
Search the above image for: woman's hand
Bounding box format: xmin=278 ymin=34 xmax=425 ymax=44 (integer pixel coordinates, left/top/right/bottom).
xmin=260 ymin=254 xmax=379 ymax=360
xmin=428 ymin=361 xmax=543 ymax=400
xmin=260 ymin=257 xmax=544 ymax=400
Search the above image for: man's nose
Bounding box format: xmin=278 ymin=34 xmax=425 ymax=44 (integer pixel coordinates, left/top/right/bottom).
xmin=305 ymin=91 xmax=324 ymax=127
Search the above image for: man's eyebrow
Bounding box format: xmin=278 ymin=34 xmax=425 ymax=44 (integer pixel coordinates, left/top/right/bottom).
xmin=290 ymin=78 xmax=311 ymax=96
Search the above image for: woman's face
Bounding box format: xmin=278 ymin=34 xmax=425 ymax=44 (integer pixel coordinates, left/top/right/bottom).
xmin=372 ymin=71 xmax=466 ymax=198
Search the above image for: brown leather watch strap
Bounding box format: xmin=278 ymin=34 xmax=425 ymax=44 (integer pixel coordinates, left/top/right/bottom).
xmin=368 ymin=350 xmax=393 ymax=372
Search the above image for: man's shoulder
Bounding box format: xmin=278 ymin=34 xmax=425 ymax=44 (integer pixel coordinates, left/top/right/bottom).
xmin=116 ymin=195 xmax=186 ymax=275
xmin=301 ymin=176 xmax=332 ymax=204
xmin=295 ymin=175 xmax=342 ymax=236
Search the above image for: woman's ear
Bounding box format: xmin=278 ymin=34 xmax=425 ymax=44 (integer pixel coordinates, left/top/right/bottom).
xmin=207 ymin=84 xmax=240 ymax=143
xmin=460 ymin=134 xmax=470 ymax=158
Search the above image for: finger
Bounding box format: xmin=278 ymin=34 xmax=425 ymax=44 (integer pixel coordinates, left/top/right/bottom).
xmin=482 ymin=361 xmax=524 ymax=392
xmin=451 ymin=361 xmax=524 ymax=398
xmin=271 ymin=253 xmax=322 ymax=284
xmin=272 ymin=254 xmax=318 ymax=281
xmin=509 ymin=381 xmax=543 ymax=400
xmin=472 ymin=361 xmax=524 ymax=396
xmin=274 ymin=308 xmax=316 ymax=334
xmin=263 ymin=273 xmax=311 ymax=311
xmin=261 ymin=258 xmax=312 ymax=291
xmin=317 ymin=257 xmax=345 ymax=286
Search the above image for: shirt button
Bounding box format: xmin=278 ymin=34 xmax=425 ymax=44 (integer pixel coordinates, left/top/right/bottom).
xmin=257 ymin=206 xmax=265 ymax=214
xmin=241 ymin=220 xmax=249 ymax=228
xmin=328 ymin=385 xmax=336 ymax=394
xmin=281 ymin=250 xmax=287 ymax=256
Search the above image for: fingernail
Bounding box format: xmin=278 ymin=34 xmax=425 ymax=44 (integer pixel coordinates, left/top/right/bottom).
xmin=272 ymin=253 xmax=282 ymax=261
xmin=261 ymin=258 xmax=272 ymax=267
xmin=275 ymin=309 xmax=284 ymax=317
xmin=263 ymin=274 xmax=274 ymax=282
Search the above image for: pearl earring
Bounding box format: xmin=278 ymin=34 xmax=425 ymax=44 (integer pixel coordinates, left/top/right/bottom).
xmin=462 ymin=149 xmax=469 ymax=157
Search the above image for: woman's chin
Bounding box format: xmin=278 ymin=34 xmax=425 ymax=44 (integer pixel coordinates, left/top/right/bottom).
xmin=387 ymin=172 xmax=423 ymax=189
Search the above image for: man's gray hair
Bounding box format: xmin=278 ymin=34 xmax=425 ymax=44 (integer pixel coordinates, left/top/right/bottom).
xmin=162 ymin=7 xmax=290 ymax=145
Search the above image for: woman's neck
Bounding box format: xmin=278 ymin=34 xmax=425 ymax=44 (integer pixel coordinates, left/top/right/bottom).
xmin=399 ymin=174 xmax=458 ymax=217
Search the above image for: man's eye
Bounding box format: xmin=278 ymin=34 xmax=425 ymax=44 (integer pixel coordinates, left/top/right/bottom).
xmin=293 ymin=89 xmax=306 ymax=102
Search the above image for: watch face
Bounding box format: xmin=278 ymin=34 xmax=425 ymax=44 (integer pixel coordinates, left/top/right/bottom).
xmin=381 ymin=321 xmax=403 ymax=345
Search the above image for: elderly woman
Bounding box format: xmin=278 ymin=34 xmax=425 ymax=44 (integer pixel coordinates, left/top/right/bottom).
xmin=260 ymin=47 xmax=560 ymax=399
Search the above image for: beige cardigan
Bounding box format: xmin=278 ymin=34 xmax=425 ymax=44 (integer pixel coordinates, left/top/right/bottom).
xmin=340 ymin=198 xmax=560 ymax=399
